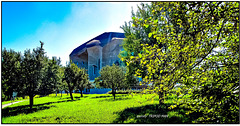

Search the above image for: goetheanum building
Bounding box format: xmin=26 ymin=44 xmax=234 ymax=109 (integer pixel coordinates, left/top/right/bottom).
xmin=69 ymin=32 xmax=125 ymax=81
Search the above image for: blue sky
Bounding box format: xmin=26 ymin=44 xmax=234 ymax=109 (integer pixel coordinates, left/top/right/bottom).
xmin=2 ymin=2 xmax=145 ymax=66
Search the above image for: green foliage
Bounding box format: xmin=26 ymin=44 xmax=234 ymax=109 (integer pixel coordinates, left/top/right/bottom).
xmin=63 ymin=62 xmax=91 ymax=100
xmin=1 ymin=48 xmax=21 ymax=100
xmin=75 ymin=67 xmax=92 ymax=97
xmin=40 ymin=57 xmax=62 ymax=96
xmin=94 ymin=64 xmax=127 ymax=100
xmin=58 ymin=67 xmax=68 ymax=96
xmin=2 ymin=41 xmax=64 ymax=108
xmin=124 ymin=1 xmax=239 ymax=123
xmin=20 ymin=41 xmax=46 ymax=108
xmin=119 ymin=3 xmax=157 ymax=89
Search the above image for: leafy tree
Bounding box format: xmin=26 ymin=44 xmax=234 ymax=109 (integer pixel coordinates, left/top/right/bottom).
xmin=20 ymin=41 xmax=45 ymax=109
xmin=94 ymin=64 xmax=126 ymax=100
xmin=58 ymin=66 xmax=68 ymax=97
xmin=63 ymin=62 xmax=77 ymax=100
xmin=39 ymin=56 xmax=62 ymax=96
xmin=39 ymin=56 xmax=53 ymax=96
xmin=119 ymin=3 xmax=165 ymax=90
xmin=75 ymin=69 xmax=91 ymax=97
xmin=63 ymin=62 xmax=89 ymax=100
xmin=125 ymin=1 xmax=239 ymax=123
xmin=1 ymin=48 xmax=21 ymax=100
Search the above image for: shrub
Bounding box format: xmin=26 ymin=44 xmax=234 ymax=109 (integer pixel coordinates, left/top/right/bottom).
xmin=15 ymin=97 xmax=23 ymax=100
xmin=24 ymin=96 xmax=29 ymax=99
xmin=34 ymin=95 xmax=40 ymax=98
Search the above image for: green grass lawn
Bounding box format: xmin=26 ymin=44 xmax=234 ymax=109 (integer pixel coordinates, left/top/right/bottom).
xmin=2 ymin=93 xmax=199 ymax=123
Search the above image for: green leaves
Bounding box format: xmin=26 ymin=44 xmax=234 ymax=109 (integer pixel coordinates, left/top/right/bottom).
xmin=95 ymin=64 xmax=127 ymax=99
xmin=144 ymin=24 xmax=149 ymax=28
xmin=122 ymin=1 xmax=239 ymax=123
xmin=148 ymin=33 xmax=153 ymax=38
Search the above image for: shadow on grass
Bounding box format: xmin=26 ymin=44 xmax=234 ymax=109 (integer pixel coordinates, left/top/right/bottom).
xmin=99 ymin=97 xmax=131 ymax=102
xmin=2 ymin=99 xmax=75 ymax=118
xmin=91 ymin=95 xmax=112 ymax=99
xmin=74 ymin=96 xmax=88 ymax=98
xmin=91 ymin=94 xmax=128 ymax=99
xmin=113 ymin=103 xmax=202 ymax=124
xmin=59 ymin=96 xmax=84 ymax=100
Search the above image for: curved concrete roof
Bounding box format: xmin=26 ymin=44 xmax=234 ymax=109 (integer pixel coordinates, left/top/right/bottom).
xmin=86 ymin=40 xmax=101 ymax=48
xmin=70 ymin=32 xmax=125 ymax=57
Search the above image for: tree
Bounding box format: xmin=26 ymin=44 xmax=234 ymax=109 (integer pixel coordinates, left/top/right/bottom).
xmin=39 ymin=56 xmax=63 ymax=96
xmin=119 ymin=3 xmax=166 ymax=92
xmin=1 ymin=48 xmax=21 ymax=100
xmin=75 ymin=69 xmax=90 ymax=97
xmin=21 ymin=41 xmax=45 ymax=109
xmin=125 ymin=1 xmax=239 ymax=123
xmin=58 ymin=66 xmax=68 ymax=97
xmin=63 ymin=62 xmax=77 ymax=100
xmin=94 ymin=64 xmax=126 ymax=100
xmin=63 ymin=62 xmax=89 ymax=100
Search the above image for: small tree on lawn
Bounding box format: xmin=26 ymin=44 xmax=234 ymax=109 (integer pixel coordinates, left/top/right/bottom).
xmin=94 ymin=64 xmax=126 ymax=100
xmin=63 ymin=62 xmax=90 ymax=100
xmin=76 ymin=69 xmax=91 ymax=97
xmin=63 ymin=62 xmax=78 ymax=100
xmin=58 ymin=66 xmax=68 ymax=97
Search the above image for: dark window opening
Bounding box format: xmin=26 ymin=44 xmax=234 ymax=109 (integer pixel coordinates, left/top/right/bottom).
xmin=114 ymin=60 xmax=119 ymax=66
xmin=98 ymin=59 xmax=100 ymax=70
xmin=93 ymin=65 xmax=97 ymax=74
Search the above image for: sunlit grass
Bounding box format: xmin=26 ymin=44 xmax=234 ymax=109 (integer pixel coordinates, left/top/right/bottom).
xmin=2 ymin=93 xmax=195 ymax=123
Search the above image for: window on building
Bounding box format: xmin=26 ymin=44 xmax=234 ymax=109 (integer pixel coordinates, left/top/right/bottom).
xmin=98 ymin=59 xmax=100 ymax=70
xmin=93 ymin=65 xmax=97 ymax=75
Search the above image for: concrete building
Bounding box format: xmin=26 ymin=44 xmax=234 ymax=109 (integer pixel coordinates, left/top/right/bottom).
xmin=69 ymin=32 xmax=125 ymax=80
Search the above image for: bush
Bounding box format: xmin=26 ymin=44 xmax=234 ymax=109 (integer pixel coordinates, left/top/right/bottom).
xmin=34 ymin=95 xmax=40 ymax=98
xmin=24 ymin=96 xmax=29 ymax=99
xmin=15 ymin=97 xmax=23 ymax=100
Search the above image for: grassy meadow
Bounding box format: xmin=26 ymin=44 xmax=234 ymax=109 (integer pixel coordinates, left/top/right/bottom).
xmin=2 ymin=93 xmax=199 ymax=123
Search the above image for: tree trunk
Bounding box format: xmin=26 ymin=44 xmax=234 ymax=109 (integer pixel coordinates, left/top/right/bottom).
xmin=112 ymin=88 xmax=116 ymax=100
xmin=56 ymin=91 xmax=57 ymax=96
xmin=61 ymin=91 xmax=62 ymax=97
xmin=69 ymin=90 xmax=73 ymax=100
xmin=66 ymin=90 xmax=68 ymax=95
xmin=29 ymin=95 xmax=34 ymax=109
xmin=67 ymin=83 xmax=74 ymax=100
xmin=80 ymin=90 xmax=83 ymax=97
xmin=158 ymin=91 xmax=164 ymax=105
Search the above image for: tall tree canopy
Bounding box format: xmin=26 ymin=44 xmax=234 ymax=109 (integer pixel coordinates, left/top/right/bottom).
xmin=123 ymin=2 xmax=239 ymax=123
xmin=2 ymin=48 xmax=21 ymax=100
xmin=20 ymin=41 xmax=46 ymax=109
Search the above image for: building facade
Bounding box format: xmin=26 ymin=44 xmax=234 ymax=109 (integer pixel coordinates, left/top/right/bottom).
xmin=69 ymin=32 xmax=125 ymax=80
